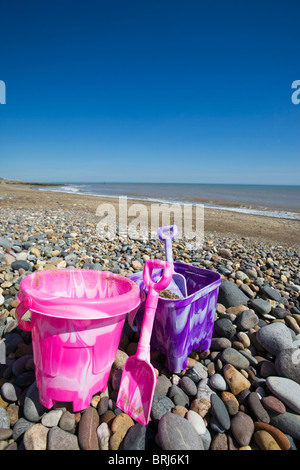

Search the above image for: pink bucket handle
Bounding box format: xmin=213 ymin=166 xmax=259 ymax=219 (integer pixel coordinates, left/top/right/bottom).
xmin=15 ymin=296 xmax=33 ymax=331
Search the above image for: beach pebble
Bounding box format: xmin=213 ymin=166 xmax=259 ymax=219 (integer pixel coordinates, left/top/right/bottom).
xmin=223 ymin=364 xmax=251 ymax=395
xmin=110 ymin=413 xmax=134 ymax=450
xmin=189 ymin=398 xmax=211 ymax=417
xmin=41 ymin=409 xmax=63 ymax=428
xmin=210 ymin=393 xmax=231 ymax=430
xmin=214 ymin=318 xmax=236 ymax=339
xmin=113 ymin=349 xmax=129 ymax=370
xmin=23 ymin=423 xmax=49 ymax=450
xmin=254 ymin=429 xmax=281 ymax=450
xmin=260 ymin=360 xmax=277 ymax=377
xmin=97 ymin=422 xmax=111 ymax=450
xmin=210 ymin=432 xmax=228 ymax=450
xmin=271 ymin=307 xmax=290 ymax=319
xmin=250 ymin=299 xmax=272 ymax=315
xmin=185 ymin=410 xmax=206 ymax=435
xmin=256 ymin=322 xmax=293 ymax=355
xmin=201 ymin=428 xmax=212 ymax=450
xmin=261 ymin=395 xmax=286 ymax=414
xmin=230 ymin=411 xmax=254 ymax=446
xmin=244 ymin=268 xmax=258 ymax=279
xmin=210 ymin=337 xmax=232 ymax=350
xmin=23 ymin=382 xmax=48 ymax=423
xmin=186 ymin=362 xmax=208 ymax=382
xmin=254 ymin=422 xmax=290 ymax=450
xmin=100 ymin=410 xmax=116 ymax=427
xmin=236 ymin=271 xmax=249 ymax=282
xmin=47 ymin=426 xmax=80 ymax=450
xmin=4 ymin=333 xmax=23 ymax=355
xmin=0 ymin=237 xmax=13 ymax=249
xmin=123 ymin=422 xmax=155 ymax=450
xmin=111 ymin=369 xmax=123 ymax=390
xmin=155 ymin=375 xmax=172 ymax=396
xmin=270 ymin=411 xmax=300 ymax=441
xmin=247 ymin=392 xmax=270 ymax=423
xmin=97 ymin=396 xmax=109 ymax=416
xmin=151 ymin=395 xmax=174 ymax=423
xmin=209 ymin=373 xmax=227 ymax=391
xmin=0 ymin=407 xmax=10 ymax=429
xmin=12 ymin=417 xmax=34 ymax=442
xmin=12 ymin=354 xmax=33 ymax=376
xmin=221 ymin=348 xmax=250 ymax=369
xmin=1 ymin=382 xmax=21 ymax=402
xmin=275 ymin=348 xmax=300 ymax=384
xmin=158 ymin=413 xmax=204 ymax=450
xmin=78 ymin=407 xmax=99 ymax=450
xmin=236 ymin=309 xmax=259 ymax=331
xmin=168 ymin=384 xmax=189 ymax=408
xmin=59 ymin=410 xmax=76 ymax=432
xmin=172 ymin=405 xmax=188 ymax=417
xmin=11 ymin=260 xmax=31 ymax=271
xmin=217 ymin=280 xmax=249 ymax=308
xmin=3 ymin=253 xmax=15 ymax=265
xmin=220 ymin=391 xmax=239 ymax=416
xmin=262 ymin=284 xmax=282 ymax=301
xmin=266 ymin=376 xmax=300 ymax=414
xmin=0 ymin=428 xmax=13 ymax=441
xmin=179 ymin=376 xmax=197 ymax=396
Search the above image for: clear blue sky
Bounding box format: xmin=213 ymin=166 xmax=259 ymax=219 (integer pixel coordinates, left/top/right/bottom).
xmin=0 ymin=0 xmax=299 ymax=184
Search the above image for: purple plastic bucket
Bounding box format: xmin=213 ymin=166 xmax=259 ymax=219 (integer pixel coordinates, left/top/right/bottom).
xmin=128 ymin=263 xmax=221 ymax=373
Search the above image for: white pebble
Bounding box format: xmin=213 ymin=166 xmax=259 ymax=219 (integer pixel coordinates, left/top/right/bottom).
xmin=208 ymin=373 xmax=228 ymax=391
xmin=97 ymin=422 xmax=111 ymax=450
xmin=185 ymin=410 xmax=206 ymax=435
xmin=0 ymin=295 xmax=4 ymax=307
xmin=171 ymin=374 xmax=180 ymax=385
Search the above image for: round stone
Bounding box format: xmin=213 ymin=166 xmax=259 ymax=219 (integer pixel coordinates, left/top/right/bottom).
xmin=158 ymin=413 xmax=204 ymax=450
xmin=23 ymin=423 xmax=49 ymax=450
xmin=185 ymin=410 xmax=206 ymax=435
xmin=221 ymin=348 xmax=250 ymax=369
xmin=151 ymin=395 xmax=174 ymax=424
xmin=275 ymin=348 xmax=300 ymax=384
xmin=214 ymin=318 xmax=236 ymax=339
xmin=209 ymin=373 xmax=228 ymax=391
xmin=261 ymin=395 xmax=286 ymax=414
xmin=266 ymin=376 xmax=300 ymax=414
xmin=179 ymin=376 xmax=197 ymax=396
xmin=236 ymin=309 xmax=259 ymax=331
xmin=256 ymin=322 xmax=293 ymax=355
xmin=230 ymin=411 xmax=254 ymax=446
xmin=210 ymin=393 xmax=231 ymax=430
xmin=247 ymin=392 xmax=270 ymax=423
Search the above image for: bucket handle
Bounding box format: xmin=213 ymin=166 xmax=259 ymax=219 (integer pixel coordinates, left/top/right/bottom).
xmin=15 ymin=296 xmax=33 ymax=331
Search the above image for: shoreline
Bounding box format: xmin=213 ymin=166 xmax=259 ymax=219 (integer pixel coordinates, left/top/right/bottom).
xmin=34 ymin=185 xmax=300 ymax=221
xmin=0 ymin=182 xmax=299 ymax=246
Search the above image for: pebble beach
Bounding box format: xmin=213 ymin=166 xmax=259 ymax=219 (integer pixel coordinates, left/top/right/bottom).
xmin=0 ymin=182 xmax=299 ymax=451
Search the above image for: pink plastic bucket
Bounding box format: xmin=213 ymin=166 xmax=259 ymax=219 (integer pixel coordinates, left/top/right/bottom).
xmin=16 ymin=269 xmax=141 ymax=412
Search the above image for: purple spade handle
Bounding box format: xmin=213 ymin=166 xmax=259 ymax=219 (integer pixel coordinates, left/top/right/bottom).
xmin=157 ymin=225 xmax=178 ymax=263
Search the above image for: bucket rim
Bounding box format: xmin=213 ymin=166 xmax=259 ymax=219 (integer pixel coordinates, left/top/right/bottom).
xmin=128 ymin=262 xmax=222 ymax=302
xmin=17 ymin=269 xmax=141 ymax=320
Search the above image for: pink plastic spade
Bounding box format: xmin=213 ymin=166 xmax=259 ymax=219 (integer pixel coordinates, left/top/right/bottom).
xmin=116 ymin=259 xmax=173 ymax=425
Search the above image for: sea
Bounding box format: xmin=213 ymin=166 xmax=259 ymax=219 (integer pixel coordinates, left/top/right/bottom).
xmin=35 ymin=183 xmax=300 ymax=220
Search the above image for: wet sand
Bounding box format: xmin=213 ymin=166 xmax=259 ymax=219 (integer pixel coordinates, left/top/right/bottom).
xmin=0 ymin=182 xmax=299 ymax=246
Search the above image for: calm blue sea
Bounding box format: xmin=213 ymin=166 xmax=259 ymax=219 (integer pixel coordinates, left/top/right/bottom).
xmin=35 ymin=183 xmax=300 ymax=220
